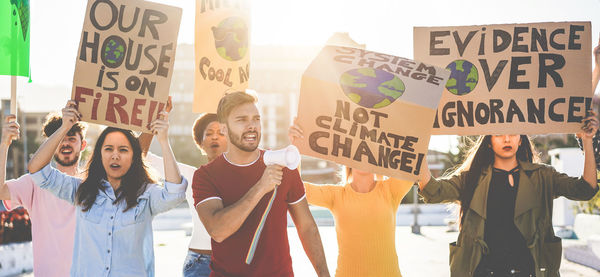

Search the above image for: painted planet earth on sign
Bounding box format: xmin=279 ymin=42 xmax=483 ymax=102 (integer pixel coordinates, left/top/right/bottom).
xmin=103 ymin=38 xmax=125 ymax=68
xmin=211 ymin=17 xmax=248 ymax=61
xmin=339 ymin=68 xmax=405 ymax=109
xmin=445 ymin=59 xmax=478 ymax=95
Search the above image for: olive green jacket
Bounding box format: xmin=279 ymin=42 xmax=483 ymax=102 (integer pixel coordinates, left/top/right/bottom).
xmin=419 ymin=161 xmax=599 ymax=277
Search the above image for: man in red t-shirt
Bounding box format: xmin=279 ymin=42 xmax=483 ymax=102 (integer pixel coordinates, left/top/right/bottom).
xmin=193 ymin=91 xmax=330 ymax=277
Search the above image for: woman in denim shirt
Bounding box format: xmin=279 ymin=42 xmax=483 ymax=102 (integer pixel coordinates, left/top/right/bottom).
xmin=27 ymin=101 xmax=187 ymax=276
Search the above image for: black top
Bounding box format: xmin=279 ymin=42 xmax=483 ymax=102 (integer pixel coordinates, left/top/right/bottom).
xmin=479 ymin=166 xmax=535 ymax=274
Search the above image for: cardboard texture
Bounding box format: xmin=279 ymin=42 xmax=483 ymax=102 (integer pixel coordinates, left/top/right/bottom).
xmin=295 ymin=46 xmax=449 ymax=181
xmin=72 ymin=0 xmax=182 ymax=133
xmin=193 ymin=0 xmax=250 ymax=113
xmin=414 ymin=22 xmax=592 ymax=135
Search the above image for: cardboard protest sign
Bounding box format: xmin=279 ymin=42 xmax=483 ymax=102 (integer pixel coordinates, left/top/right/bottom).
xmin=295 ymin=46 xmax=450 ymax=181
xmin=72 ymin=0 xmax=181 ymax=133
xmin=414 ymin=22 xmax=592 ymax=135
xmin=193 ymin=0 xmax=250 ymax=113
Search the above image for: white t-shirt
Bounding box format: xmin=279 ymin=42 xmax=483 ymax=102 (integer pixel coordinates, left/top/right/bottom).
xmin=146 ymin=152 xmax=211 ymax=250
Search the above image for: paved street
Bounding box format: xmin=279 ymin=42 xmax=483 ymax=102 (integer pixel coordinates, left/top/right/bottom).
xmin=11 ymin=209 xmax=600 ymax=277
xmin=153 ymin=226 xmax=600 ymax=277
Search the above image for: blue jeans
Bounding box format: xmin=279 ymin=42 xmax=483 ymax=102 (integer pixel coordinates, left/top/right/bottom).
xmin=182 ymin=250 xmax=211 ymax=277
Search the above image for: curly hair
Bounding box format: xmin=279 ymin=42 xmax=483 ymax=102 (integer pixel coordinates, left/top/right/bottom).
xmin=42 ymin=113 xmax=88 ymax=139
xmin=192 ymin=113 xmax=218 ymax=150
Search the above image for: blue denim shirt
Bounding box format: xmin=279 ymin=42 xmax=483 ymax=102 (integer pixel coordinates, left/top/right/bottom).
xmin=31 ymin=164 xmax=187 ymax=277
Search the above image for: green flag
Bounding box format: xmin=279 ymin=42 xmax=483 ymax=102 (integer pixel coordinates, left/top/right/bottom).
xmin=0 ymin=0 xmax=30 ymax=77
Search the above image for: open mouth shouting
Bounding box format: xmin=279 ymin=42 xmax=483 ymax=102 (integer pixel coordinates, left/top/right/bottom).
xmin=109 ymin=163 xmax=122 ymax=170
xmin=60 ymin=147 xmax=74 ymax=156
xmin=242 ymin=132 xmax=258 ymax=144
xmin=54 ymin=147 xmax=79 ymax=167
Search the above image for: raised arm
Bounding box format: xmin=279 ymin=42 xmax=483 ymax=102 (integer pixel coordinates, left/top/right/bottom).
xmin=138 ymin=133 xmax=153 ymax=158
xmin=0 ymin=115 xmax=20 ymax=200
xmin=143 ymin=106 xmax=188 ymax=216
xmin=195 ymin=165 xmax=283 ymax=243
xmin=288 ymin=117 xmax=304 ymax=145
xmin=139 ymin=96 xmax=172 ymax=157
xmin=149 ymin=110 xmax=181 ymax=184
xmin=577 ymin=111 xmax=599 ymax=190
xmin=417 ymin=157 xmax=463 ymax=203
xmin=387 ymin=178 xmax=416 ymax=206
xmin=304 ymin=182 xmax=336 ymax=209
xmin=28 ymin=101 xmax=80 ymax=173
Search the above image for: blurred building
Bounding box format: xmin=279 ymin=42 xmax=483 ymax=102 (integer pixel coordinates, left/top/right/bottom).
xmin=0 ymin=99 xmax=46 ymax=179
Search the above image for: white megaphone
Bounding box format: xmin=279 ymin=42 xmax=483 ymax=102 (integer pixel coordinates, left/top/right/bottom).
xmin=247 ymin=145 xmax=301 ymax=265
xmin=263 ymin=145 xmax=301 ymax=170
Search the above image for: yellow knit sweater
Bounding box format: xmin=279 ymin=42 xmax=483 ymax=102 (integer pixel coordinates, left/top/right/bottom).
xmin=305 ymin=178 xmax=413 ymax=277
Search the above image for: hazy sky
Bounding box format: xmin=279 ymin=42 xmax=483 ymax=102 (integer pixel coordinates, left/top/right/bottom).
xmin=1 ymin=0 xmax=599 ymax=152
xmin=1 ymin=0 xmax=598 ymax=87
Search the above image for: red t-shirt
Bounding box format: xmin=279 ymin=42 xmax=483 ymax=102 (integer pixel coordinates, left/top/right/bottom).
xmin=193 ymin=150 xmax=305 ymax=277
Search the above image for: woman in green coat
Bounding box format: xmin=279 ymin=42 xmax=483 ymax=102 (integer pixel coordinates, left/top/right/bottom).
xmin=418 ymin=113 xmax=599 ymax=277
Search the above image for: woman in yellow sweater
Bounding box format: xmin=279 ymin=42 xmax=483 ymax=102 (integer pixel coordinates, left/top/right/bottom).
xmin=289 ymin=124 xmax=414 ymax=277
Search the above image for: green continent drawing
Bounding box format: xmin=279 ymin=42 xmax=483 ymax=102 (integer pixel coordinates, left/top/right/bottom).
xmin=339 ymin=68 xmax=405 ymax=109
xmin=103 ymin=38 xmax=125 ymax=66
xmin=211 ymin=17 xmax=248 ymax=61
xmin=445 ymin=59 xmax=478 ymax=95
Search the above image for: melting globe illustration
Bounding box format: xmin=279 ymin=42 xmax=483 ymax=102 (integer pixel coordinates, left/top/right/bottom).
xmin=211 ymin=17 xmax=248 ymax=61
xmin=445 ymin=60 xmax=478 ymax=95
xmin=339 ymin=68 xmax=405 ymax=109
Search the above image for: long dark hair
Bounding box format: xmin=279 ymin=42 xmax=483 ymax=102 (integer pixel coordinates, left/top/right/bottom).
xmin=452 ymin=135 xmax=537 ymax=229
xmin=75 ymin=127 xmax=156 ymax=212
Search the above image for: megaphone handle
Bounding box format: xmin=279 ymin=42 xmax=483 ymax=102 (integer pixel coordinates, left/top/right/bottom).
xmin=245 ymin=186 xmax=278 ymax=264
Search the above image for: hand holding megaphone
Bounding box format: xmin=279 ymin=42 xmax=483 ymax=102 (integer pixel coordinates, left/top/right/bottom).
xmin=263 ymin=145 xmax=301 ymax=170
xmin=247 ymin=145 xmax=301 ymax=265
